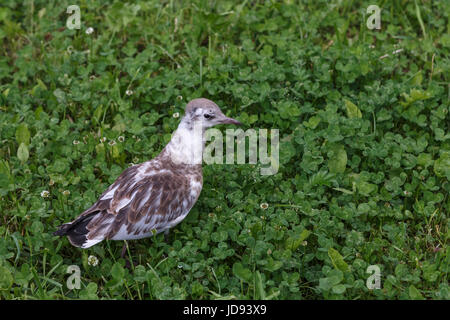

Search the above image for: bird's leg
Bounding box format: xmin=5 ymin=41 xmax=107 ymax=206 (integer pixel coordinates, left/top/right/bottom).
xmin=164 ymin=229 xmax=170 ymax=242
xmin=121 ymin=242 xmax=127 ymax=259
xmin=121 ymin=241 xmax=133 ymax=269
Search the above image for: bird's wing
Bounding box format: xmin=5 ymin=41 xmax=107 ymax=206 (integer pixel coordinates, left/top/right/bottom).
xmin=72 ymin=162 xmax=202 ymax=245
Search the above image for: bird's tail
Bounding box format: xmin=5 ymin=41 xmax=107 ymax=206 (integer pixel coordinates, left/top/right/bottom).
xmin=53 ymin=214 xmax=102 ymax=248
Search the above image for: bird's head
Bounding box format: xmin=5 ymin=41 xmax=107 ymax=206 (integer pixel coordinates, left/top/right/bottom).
xmin=182 ymin=98 xmax=242 ymax=130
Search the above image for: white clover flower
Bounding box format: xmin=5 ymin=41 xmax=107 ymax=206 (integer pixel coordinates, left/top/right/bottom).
xmin=89 ymin=75 xmax=96 ymax=81
xmin=73 ymin=140 xmax=80 ymax=145
xmin=87 ymin=255 xmax=99 ymax=266
xmin=173 ymin=112 xmax=179 ymax=118
xmin=125 ymin=89 xmax=133 ymax=96
xmin=118 ymin=136 xmax=125 ymax=142
xmin=176 ymin=95 xmax=183 ymax=100
xmin=108 ymin=140 xmax=116 ymax=146
xmin=41 ymin=190 xmax=50 ymax=198
xmin=100 ymin=137 xmax=106 ymax=143
xmin=48 ymin=179 xmax=55 ymax=186
xmin=62 ymin=190 xmax=70 ymax=196
xmin=260 ymin=202 xmax=269 ymax=210
xmin=86 ymin=27 xmax=94 ymax=35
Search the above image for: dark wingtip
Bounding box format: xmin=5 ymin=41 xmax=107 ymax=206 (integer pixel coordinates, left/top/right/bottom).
xmin=53 ymin=215 xmax=96 ymax=248
xmin=52 ymin=222 xmax=88 ymax=248
xmin=52 ymin=223 xmax=72 ymax=236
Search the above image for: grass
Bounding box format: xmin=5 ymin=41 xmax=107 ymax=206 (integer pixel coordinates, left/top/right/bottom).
xmin=0 ymin=0 xmax=449 ymax=299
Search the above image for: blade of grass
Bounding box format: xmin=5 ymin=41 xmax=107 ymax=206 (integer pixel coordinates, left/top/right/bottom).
xmin=414 ymin=0 xmax=427 ymax=39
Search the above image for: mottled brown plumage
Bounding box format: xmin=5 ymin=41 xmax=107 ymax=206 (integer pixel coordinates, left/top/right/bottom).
xmin=53 ymin=98 xmax=241 ymax=248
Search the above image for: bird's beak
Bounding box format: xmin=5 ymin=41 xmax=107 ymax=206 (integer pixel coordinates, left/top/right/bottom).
xmin=219 ymin=116 xmax=242 ymax=126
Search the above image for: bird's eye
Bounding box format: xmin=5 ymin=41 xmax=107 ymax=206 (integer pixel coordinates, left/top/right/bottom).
xmin=204 ymin=114 xmax=212 ymax=119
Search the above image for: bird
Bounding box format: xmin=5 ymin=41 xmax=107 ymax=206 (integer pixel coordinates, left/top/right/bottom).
xmin=53 ymin=98 xmax=241 ymax=255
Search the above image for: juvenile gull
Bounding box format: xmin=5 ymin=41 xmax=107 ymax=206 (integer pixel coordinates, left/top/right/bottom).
xmin=53 ymin=98 xmax=241 ymax=250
